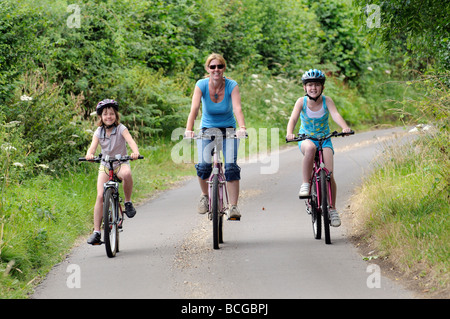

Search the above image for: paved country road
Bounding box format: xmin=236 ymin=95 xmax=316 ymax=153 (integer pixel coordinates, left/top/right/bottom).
xmin=32 ymin=128 xmax=416 ymax=300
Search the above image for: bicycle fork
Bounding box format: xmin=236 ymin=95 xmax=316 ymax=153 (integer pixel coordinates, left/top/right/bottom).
xmin=103 ymin=185 xmax=122 ymax=230
xmin=312 ymin=167 xmax=334 ymax=211
xmin=207 ymin=171 xmax=227 ymax=219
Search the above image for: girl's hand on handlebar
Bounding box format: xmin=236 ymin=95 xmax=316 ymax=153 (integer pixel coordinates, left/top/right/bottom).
xmin=286 ymin=133 xmax=296 ymax=141
xmin=342 ymin=127 xmax=352 ymax=134
xmin=130 ymin=153 xmax=140 ymax=160
xmin=86 ymin=153 xmax=95 ymax=160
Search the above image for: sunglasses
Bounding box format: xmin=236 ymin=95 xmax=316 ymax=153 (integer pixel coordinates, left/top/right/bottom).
xmin=209 ymin=64 xmax=225 ymax=70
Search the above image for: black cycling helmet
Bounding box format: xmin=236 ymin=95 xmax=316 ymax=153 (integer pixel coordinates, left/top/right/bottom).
xmin=301 ymin=69 xmax=326 ymax=85
xmin=96 ymin=99 xmax=119 ymax=115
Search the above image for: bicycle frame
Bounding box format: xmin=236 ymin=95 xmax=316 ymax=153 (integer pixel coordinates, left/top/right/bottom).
xmin=311 ymin=142 xmax=333 ymax=212
xmin=103 ymin=158 xmax=123 ymax=227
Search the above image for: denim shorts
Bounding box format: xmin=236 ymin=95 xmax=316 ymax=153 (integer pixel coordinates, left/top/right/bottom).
xmin=195 ymin=129 xmax=241 ymax=181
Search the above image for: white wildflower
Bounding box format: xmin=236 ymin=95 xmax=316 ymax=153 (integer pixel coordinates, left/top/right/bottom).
xmin=3 ymin=121 xmax=21 ymax=128
xmin=1 ymin=143 xmax=16 ymax=151
xmin=13 ymin=162 xmax=24 ymax=167
xmin=20 ymin=95 xmax=32 ymax=101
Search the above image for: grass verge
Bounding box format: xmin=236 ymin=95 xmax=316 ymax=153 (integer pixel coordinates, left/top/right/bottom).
xmin=0 ymin=142 xmax=195 ymax=298
xmin=348 ymin=129 xmax=449 ymax=298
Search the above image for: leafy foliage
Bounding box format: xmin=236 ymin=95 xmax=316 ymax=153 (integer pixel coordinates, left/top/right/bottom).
xmin=354 ymin=0 xmax=450 ymax=73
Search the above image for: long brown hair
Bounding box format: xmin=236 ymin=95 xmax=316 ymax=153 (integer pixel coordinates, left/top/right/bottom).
xmin=96 ymin=106 xmax=120 ymax=127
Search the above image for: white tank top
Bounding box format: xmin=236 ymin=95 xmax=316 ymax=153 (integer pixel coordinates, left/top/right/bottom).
xmin=305 ymin=105 xmax=325 ymax=118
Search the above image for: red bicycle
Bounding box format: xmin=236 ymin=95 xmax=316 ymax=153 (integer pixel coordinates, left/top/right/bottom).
xmin=287 ymin=131 xmax=354 ymax=244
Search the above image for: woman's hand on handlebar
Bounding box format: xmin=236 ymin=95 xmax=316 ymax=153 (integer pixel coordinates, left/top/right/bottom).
xmin=184 ymin=130 xmax=195 ymax=139
xmin=85 ymin=153 xmax=95 ymax=160
xmin=236 ymin=128 xmax=247 ymax=138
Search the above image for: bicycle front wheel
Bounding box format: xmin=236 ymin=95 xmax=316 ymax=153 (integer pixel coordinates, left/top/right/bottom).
xmin=310 ymin=178 xmax=321 ymax=240
xmin=320 ymin=170 xmax=331 ymax=244
xmin=211 ymin=174 xmax=220 ymax=249
xmin=103 ymin=187 xmax=119 ymax=257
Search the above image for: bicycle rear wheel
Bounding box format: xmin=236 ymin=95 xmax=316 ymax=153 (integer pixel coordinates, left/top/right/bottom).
xmin=320 ymin=170 xmax=331 ymax=244
xmin=310 ymin=178 xmax=321 ymax=240
xmin=211 ymin=174 xmax=220 ymax=249
xmin=103 ymin=188 xmax=119 ymax=257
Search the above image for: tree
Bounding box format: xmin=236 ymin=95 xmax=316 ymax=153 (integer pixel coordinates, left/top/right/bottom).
xmin=354 ymin=0 xmax=450 ymax=73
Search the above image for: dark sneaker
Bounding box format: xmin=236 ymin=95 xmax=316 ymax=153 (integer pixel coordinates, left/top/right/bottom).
xmin=87 ymin=232 xmax=101 ymax=245
xmin=125 ymin=202 xmax=136 ymax=218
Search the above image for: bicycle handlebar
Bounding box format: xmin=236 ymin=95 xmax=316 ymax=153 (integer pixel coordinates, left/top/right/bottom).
xmin=78 ymin=154 xmax=144 ymax=163
xmin=286 ymin=130 xmax=355 ymax=143
xmin=186 ymin=131 xmax=248 ymax=140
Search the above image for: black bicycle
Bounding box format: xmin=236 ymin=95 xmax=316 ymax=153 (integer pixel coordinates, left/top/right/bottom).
xmin=287 ymin=131 xmax=354 ymax=244
xmin=79 ymin=154 xmax=143 ymax=257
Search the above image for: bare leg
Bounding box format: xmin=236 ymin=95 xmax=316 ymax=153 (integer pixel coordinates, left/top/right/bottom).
xmin=322 ymin=148 xmax=336 ymax=208
xmin=300 ymin=140 xmax=317 ymax=184
xmin=227 ymin=180 xmax=239 ymax=206
xmin=94 ymin=172 xmax=109 ymax=231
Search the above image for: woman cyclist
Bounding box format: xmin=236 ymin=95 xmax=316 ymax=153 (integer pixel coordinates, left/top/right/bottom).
xmin=185 ymin=53 xmax=247 ymax=220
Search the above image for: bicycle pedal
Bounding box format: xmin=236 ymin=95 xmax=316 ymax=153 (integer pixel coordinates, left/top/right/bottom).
xmin=228 ymin=217 xmax=240 ymax=221
xmin=299 ymin=195 xmax=311 ymax=199
xmin=92 ymin=241 xmax=103 ymax=246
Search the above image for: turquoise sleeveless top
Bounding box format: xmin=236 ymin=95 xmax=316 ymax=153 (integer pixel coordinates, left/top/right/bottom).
xmin=196 ymin=77 xmax=238 ymax=128
xmin=299 ymin=95 xmax=330 ymax=137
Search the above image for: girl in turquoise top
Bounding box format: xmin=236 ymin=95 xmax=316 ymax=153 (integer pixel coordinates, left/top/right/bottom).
xmin=185 ymin=53 xmax=247 ymax=219
xmin=286 ymin=69 xmax=351 ymax=227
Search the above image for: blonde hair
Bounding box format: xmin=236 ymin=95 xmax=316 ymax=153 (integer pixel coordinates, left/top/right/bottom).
xmin=204 ymin=53 xmax=227 ymax=77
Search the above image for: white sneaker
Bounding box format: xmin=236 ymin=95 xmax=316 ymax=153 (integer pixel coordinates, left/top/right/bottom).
xmin=198 ymin=195 xmax=208 ymax=214
xmin=329 ymin=209 xmax=341 ymax=227
xmin=227 ymin=205 xmax=241 ymax=220
xmin=299 ymin=183 xmax=310 ymax=197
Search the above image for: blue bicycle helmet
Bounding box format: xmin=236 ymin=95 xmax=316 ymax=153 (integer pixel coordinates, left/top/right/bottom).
xmin=96 ymin=99 xmax=119 ymax=115
xmin=301 ymin=69 xmax=326 ymax=85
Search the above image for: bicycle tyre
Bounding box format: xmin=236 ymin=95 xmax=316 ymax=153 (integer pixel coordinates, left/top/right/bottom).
xmin=103 ymin=187 xmax=119 ymax=257
xmin=211 ymin=174 xmax=220 ymax=249
xmin=320 ymin=170 xmax=331 ymax=244
xmin=310 ymin=177 xmax=321 ymax=240
xmin=218 ymin=205 xmax=224 ymax=244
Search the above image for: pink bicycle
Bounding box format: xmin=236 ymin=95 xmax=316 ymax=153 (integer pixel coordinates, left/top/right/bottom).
xmin=191 ymin=129 xmax=246 ymax=249
xmin=287 ymin=130 xmax=354 ymax=244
